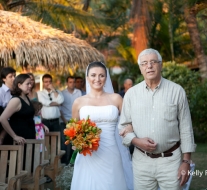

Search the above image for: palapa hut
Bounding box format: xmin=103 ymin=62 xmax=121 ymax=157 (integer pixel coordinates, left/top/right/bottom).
xmin=0 ymin=10 xmax=105 ymax=71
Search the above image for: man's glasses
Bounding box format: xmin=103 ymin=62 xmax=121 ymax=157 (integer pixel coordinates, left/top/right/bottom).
xmin=140 ymin=60 xmax=160 ymax=67
xmin=48 ymin=93 xmax=52 ymax=101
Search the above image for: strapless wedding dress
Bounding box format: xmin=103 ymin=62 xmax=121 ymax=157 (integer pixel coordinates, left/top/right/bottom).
xmin=70 ymin=105 xmax=129 ymax=190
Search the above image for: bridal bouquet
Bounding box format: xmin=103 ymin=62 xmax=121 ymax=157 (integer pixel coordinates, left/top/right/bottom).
xmin=64 ymin=116 xmax=102 ymax=156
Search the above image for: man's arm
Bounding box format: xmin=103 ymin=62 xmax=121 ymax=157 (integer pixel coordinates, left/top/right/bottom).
xmin=60 ymin=110 xmax=67 ymax=124
xmin=49 ymin=102 xmax=61 ymax=106
xmin=178 ymin=152 xmax=191 ymax=186
xmin=52 ymin=90 xmax=64 ymax=104
xmin=177 ymin=88 xmax=196 ymax=186
xmin=178 ymin=91 xmax=196 ymax=153
xmin=119 ymin=91 xmax=157 ymax=151
xmin=118 ymin=92 xmax=136 ymax=146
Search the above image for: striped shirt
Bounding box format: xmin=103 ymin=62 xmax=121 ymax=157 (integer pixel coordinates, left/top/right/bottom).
xmin=119 ymin=78 xmax=196 ymax=154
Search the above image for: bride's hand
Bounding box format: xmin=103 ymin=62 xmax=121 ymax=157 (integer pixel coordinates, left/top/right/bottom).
xmin=119 ymin=124 xmax=134 ymax=137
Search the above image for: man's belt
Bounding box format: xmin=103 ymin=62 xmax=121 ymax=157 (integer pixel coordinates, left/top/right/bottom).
xmin=136 ymin=141 xmax=180 ymax=158
xmin=42 ymin=118 xmax=59 ymax=122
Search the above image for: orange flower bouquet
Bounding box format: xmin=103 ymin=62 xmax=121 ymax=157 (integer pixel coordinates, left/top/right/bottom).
xmin=64 ymin=116 xmax=102 ymax=156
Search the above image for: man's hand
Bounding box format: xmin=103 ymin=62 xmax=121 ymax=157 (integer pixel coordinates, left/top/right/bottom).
xmin=119 ymin=124 xmax=134 ymax=137
xmin=178 ymin=162 xmax=190 ymax=186
xmin=132 ymin=137 xmax=157 ymax=152
xmin=48 ymin=84 xmax=55 ymax=91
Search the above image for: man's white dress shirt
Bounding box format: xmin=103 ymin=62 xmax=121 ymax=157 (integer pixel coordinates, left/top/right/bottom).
xmin=37 ymin=89 xmax=64 ymax=119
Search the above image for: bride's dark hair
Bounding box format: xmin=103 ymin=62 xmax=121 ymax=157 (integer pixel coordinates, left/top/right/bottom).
xmin=87 ymin=62 xmax=107 ymax=77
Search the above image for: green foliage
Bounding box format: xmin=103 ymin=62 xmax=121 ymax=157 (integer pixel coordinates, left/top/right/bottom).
xmin=189 ymin=81 xmax=207 ymax=142
xmin=161 ymin=62 xmax=200 ymax=100
xmin=107 ymin=35 xmax=141 ymax=90
xmin=149 ymin=0 xmax=195 ymax=62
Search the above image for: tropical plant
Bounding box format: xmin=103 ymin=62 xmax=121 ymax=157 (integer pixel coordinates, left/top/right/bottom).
xmin=189 ymin=80 xmax=207 ymax=142
xmin=184 ymin=0 xmax=207 ymax=79
xmin=149 ymin=0 xmax=195 ymax=63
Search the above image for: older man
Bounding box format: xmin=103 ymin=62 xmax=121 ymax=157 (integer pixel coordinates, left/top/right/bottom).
xmin=119 ymin=48 xmax=195 ymax=190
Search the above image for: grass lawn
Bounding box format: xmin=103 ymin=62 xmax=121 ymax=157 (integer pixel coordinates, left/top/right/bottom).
xmin=190 ymin=143 xmax=207 ymax=190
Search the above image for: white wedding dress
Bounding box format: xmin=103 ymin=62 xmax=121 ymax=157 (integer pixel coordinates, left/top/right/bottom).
xmin=70 ymin=105 xmax=129 ymax=190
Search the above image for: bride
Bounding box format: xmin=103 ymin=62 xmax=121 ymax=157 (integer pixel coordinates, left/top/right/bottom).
xmin=70 ymin=61 xmax=133 ymax=190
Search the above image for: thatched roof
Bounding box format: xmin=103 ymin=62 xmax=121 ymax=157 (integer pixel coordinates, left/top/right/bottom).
xmin=0 ymin=10 xmax=105 ymax=70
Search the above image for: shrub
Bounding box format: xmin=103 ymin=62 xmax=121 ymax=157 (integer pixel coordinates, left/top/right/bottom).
xmin=189 ymin=81 xmax=207 ymax=142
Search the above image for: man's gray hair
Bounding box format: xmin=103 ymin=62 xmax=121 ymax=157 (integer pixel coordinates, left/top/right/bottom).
xmin=137 ymin=48 xmax=162 ymax=65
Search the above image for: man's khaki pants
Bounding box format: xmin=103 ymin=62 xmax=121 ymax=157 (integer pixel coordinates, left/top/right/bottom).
xmin=133 ymin=147 xmax=182 ymax=190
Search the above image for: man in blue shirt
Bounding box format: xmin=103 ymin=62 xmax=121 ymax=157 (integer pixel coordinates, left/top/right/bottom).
xmin=60 ymin=76 xmax=82 ymax=164
xmin=0 ymin=67 xmax=16 ymax=144
xmin=75 ymin=76 xmax=86 ymax=95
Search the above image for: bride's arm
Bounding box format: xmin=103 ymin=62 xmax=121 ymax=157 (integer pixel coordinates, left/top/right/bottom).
xmin=72 ymin=98 xmax=80 ymax=120
xmin=111 ymin=93 xmax=123 ymax=113
xmin=112 ymin=94 xmax=133 ymax=135
xmin=119 ymin=124 xmax=134 ymax=137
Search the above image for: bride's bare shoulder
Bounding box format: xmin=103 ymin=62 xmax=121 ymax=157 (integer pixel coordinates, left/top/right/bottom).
xmin=108 ymin=93 xmax=122 ymax=101
xmin=73 ymin=95 xmax=89 ymax=107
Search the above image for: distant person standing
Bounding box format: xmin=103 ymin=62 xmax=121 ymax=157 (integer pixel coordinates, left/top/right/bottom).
xmin=75 ymin=76 xmax=86 ymax=95
xmin=60 ymin=76 xmax=82 ymax=164
xmin=37 ymin=74 xmax=64 ymax=132
xmin=27 ymin=73 xmax=38 ymax=101
xmin=0 ymin=67 xmax=16 ymax=144
xmin=118 ymin=79 xmax=133 ymax=98
xmin=0 ymin=67 xmax=16 ymax=109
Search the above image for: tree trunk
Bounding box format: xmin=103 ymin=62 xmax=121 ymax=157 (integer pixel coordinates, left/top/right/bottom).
xmin=168 ymin=0 xmax=174 ymax=61
xmin=82 ymin=0 xmax=91 ymax=11
xmin=130 ymin=0 xmax=150 ymax=58
xmin=184 ymin=4 xmax=207 ymax=79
